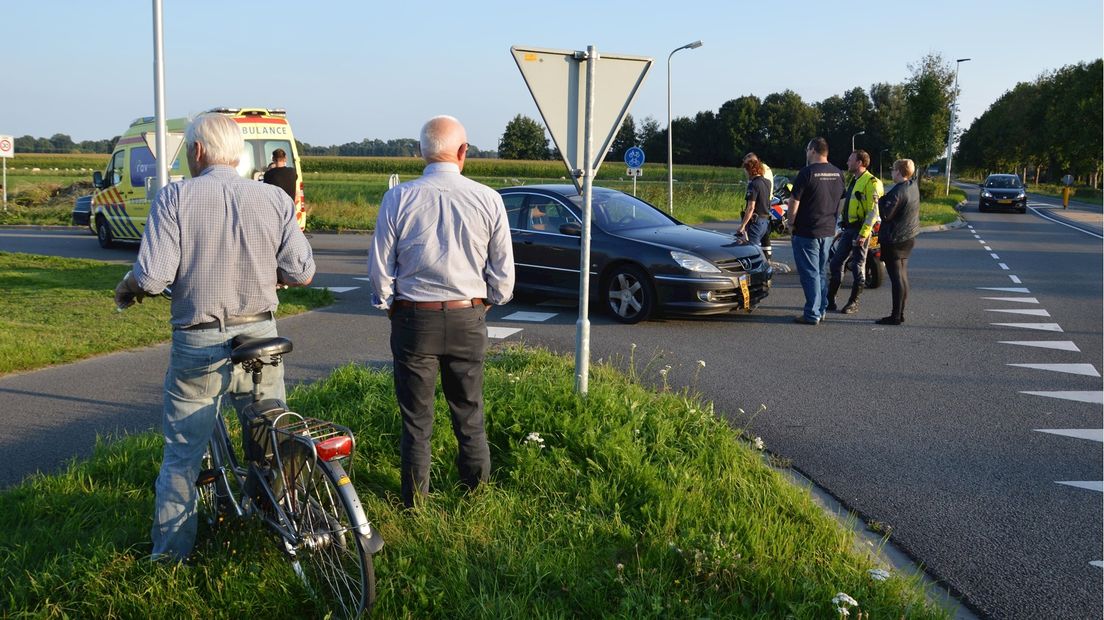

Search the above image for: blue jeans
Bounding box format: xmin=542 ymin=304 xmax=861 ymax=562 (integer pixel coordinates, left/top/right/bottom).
xmin=745 ymin=216 xmax=770 ymax=248
xmin=151 ymin=319 xmax=284 ymax=561
xmin=791 ymin=234 xmax=833 ymax=322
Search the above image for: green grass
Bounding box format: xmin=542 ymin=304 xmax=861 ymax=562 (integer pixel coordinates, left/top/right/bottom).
xmin=0 ymin=252 xmax=334 ymax=375
xmin=0 ymin=345 xmax=949 ymax=619
xmin=918 ymin=186 xmax=967 ymax=228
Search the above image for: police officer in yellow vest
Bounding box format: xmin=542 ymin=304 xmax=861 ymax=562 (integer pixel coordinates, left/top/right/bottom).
xmin=828 ymin=149 xmax=883 ymax=314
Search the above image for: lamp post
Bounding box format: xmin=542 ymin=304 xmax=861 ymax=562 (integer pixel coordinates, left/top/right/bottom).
xmin=945 ymin=57 xmax=971 ymax=195
xmin=667 ymin=39 xmax=702 ymax=214
xmin=851 ymin=130 xmax=865 ymax=153
xmin=879 ymin=148 xmax=890 ymax=179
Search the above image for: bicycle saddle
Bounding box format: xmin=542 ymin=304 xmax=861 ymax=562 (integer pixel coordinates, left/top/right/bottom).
xmin=230 ymin=336 xmax=293 ymax=363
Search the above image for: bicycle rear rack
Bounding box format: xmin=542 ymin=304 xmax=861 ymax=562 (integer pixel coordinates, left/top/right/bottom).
xmin=274 ymin=417 xmax=357 ymax=464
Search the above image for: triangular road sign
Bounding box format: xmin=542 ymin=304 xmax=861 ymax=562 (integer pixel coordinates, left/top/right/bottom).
xmin=142 ymin=131 xmax=186 ymax=164
xmin=512 ymin=46 xmax=652 ymax=193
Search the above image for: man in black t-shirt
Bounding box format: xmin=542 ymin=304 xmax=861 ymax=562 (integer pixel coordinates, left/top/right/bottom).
xmin=262 ymin=148 xmax=297 ymax=200
xmin=786 ymin=137 xmax=845 ymax=325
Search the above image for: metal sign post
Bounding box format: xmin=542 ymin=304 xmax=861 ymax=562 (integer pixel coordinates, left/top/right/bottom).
xmin=0 ymin=135 xmax=13 ymax=211
xmin=152 ymin=0 xmax=169 ymax=195
xmin=512 ymin=45 xmax=652 ymax=394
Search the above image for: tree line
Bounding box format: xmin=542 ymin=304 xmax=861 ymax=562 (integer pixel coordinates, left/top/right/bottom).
xmin=956 ymin=59 xmax=1102 ymax=187
xmin=11 ymin=134 xmax=118 ymax=154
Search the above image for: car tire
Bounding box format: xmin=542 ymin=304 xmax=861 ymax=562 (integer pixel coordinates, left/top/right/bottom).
xmin=96 ymin=216 xmax=115 ymax=249
xmin=604 ymin=264 xmax=654 ymax=324
xmin=978 ymin=203 xmax=987 ymax=213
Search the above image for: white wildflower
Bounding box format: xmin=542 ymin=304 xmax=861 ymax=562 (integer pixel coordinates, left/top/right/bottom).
xmin=523 ymin=432 xmax=545 ymax=449
xmin=697 ymin=360 xmax=706 ymax=368
xmin=836 ymin=607 xmax=850 ymax=617
xmin=867 ymin=568 xmax=890 ymax=582
xmin=832 ymin=592 xmax=858 ymax=608
xmin=631 ymin=343 xmax=637 ymax=351
xmin=616 ymin=563 xmax=624 ymax=571
xmin=753 ymin=436 xmax=764 ymax=450
xmin=659 ymin=368 xmax=668 ymax=377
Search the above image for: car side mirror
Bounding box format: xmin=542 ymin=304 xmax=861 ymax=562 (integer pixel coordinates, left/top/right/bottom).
xmin=93 ymin=171 xmax=104 ymax=188
xmin=559 ymin=222 xmax=582 ymax=236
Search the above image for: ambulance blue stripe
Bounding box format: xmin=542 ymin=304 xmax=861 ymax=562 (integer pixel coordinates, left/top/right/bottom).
xmin=106 ymin=205 xmax=141 ymax=240
xmin=117 ymin=205 xmax=145 ymax=239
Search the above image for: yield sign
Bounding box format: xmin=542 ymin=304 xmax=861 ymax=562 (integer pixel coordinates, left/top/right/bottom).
xmin=511 ymin=46 xmax=652 ymax=193
xmin=141 ymin=131 xmax=186 ymax=164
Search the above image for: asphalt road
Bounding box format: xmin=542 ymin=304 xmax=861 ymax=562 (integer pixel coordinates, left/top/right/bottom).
xmin=1 ymin=189 xmax=1100 ymax=618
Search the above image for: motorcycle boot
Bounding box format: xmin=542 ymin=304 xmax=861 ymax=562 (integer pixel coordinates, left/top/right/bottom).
xmin=827 ymin=277 xmax=841 ymax=312
xmin=840 ymin=283 xmax=864 ymax=314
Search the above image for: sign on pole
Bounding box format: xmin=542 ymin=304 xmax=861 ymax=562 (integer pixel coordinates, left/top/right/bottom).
xmin=141 ymin=131 xmax=185 ymax=165
xmin=624 ymin=146 xmax=645 ymax=169
xmin=0 ymin=135 xmax=12 ymax=210
xmin=511 ymin=46 xmax=652 ymax=194
xmin=512 ymin=45 xmax=652 ymax=394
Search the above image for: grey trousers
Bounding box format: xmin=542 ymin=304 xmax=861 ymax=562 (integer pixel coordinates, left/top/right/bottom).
xmin=389 ymin=305 xmax=490 ymax=508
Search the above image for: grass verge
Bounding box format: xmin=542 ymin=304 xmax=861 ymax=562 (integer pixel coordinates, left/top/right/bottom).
xmin=0 ymin=252 xmax=334 ymax=375
xmin=0 ymin=345 xmax=948 ymax=618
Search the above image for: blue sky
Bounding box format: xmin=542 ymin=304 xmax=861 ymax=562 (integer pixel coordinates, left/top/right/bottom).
xmin=5 ymin=1 xmax=1102 ymax=153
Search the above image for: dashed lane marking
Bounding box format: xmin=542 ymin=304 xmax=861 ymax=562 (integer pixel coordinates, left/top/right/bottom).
xmin=991 ymin=322 xmax=1063 ymax=332
xmin=990 ymin=253 xmax=1001 ymax=259
xmin=1009 ymin=275 xmax=1022 ymax=284
xmin=1007 ymin=363 xmax=1100 ymax=377
xmin=984 ymin=246 xmax=992 ymax=251
xmin=979 ymin=287 xmax=1030 ymax=293
xmin=998 ymin=263 xmax=1010 ymax=270
xmin=999 ymin=340 xmax=1081 ymax=352
xmin=982 ymin=296 xmax=1039 ymax=303
xmin=1092 ymin=561 xmax=1104 ymax=569
xmin=1055 ymin=481 xmax=1104 ymax=493
xmin=1034 ymin=429 xmax=1104 ymax=442
xmin=977 ymin=239 xmax=986 ymax=244
xmin=1020 ymin=391 xmax=1104 ymax=404
xmin=487 ymin=326 xmax=523 ymax=339
xmin=502 ymin=311 xmax=558 ymax=322
xmin=986 ymin=308 xmax=1051 ymax=317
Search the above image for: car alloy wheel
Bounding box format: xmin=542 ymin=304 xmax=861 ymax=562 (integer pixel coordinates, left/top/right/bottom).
xmin=605 ymin=264 xmax=654 ymax=324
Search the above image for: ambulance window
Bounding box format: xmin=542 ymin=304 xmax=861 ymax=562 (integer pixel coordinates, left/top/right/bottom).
xmin=108 ymin=151 xmax=125 ymax=186
xmin=262 ymin=141 xmax=295 ymax=167
xmin=130 ymin=147 xmax=157 ymax=188
xmin=235 ymin=146 xmax=257 ymax=179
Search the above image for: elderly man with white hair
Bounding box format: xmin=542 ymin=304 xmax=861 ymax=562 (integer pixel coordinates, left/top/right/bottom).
xmin=114 ymin=112 xmax=315 ymax=560
xmin=368 ymin=115 xmax=514 ymax=509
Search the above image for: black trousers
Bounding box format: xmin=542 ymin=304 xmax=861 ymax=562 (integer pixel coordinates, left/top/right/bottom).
xmin=389 ymin=305 xmax=490 ymax=507
xmin=881 ymin=239 xmax=915 ymax=319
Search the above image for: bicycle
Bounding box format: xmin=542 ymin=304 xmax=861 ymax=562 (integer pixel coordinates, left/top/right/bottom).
xmin=195 ymin=334 xmax=383 ymax=618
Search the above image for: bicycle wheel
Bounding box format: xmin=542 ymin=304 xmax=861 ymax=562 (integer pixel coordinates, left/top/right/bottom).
xmin=196 ymin=443 xmax=234 ymax=527
xmin=281 ymin=443 xmax=375 ymax=618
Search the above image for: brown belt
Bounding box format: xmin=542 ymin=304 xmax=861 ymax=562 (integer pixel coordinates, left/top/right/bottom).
xmin=178 ymin=311 xmax=274 ymax=331
xmin=393 ymin=298 xmax=485 ymax=311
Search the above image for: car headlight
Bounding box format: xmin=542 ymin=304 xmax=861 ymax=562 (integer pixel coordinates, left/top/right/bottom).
xmin=981 ymin=190 xmax=992 ymax=198
xmin=1015 ymin=192 xmax=1026 ymax=199
xmin=670 ymin=251 xmax=721 ymax=273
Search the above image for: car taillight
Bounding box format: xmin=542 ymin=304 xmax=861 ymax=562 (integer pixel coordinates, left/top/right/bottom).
xmin=316 ymin=436 xmax=352 ymax=461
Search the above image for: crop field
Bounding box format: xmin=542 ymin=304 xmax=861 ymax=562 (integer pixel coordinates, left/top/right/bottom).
xmin=3 ymin=154 xmax=959 ymax=230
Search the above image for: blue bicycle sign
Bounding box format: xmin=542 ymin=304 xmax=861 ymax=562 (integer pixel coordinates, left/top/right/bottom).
xmin=624 ymin=146 xmax=645 ymax=169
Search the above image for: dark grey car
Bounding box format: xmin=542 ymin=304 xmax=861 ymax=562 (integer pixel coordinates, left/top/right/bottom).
xmin=978 ymin=174 xmax=1027 ymax=213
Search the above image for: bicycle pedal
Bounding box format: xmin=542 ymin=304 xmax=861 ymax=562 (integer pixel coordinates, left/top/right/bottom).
xmin=196 ymin=469 xmax=219 ymax=486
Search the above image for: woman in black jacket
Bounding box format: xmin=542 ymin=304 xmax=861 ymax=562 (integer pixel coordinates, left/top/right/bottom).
xmin=876 ymin=159 xmax=920 ymax=325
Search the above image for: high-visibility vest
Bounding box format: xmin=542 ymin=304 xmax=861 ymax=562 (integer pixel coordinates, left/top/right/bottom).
xmin=842 ymin=170 xmax=883 ymax=238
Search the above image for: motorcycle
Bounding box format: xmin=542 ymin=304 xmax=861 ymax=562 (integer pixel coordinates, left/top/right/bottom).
xmin=767 ymin=176 xmax=792 ymax=236
xmin=840 ymin=220 xmax=884 ymax=289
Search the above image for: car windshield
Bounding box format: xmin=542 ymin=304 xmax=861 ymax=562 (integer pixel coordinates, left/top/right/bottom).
xmin=567 ymin=192 xmax=676 ymax=232
xmin=985 ymin=176 xmax=1022 ymax=189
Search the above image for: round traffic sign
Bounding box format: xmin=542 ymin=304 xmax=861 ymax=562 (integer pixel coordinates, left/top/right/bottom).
xmin=624 ymin=146 xmax=645 ymax=169
xmin=0 ymin=139 xmax=11 ymax=154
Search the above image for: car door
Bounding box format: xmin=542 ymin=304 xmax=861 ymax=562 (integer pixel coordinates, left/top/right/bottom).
xmin=509 ymin=192 xmax=583 ymax=294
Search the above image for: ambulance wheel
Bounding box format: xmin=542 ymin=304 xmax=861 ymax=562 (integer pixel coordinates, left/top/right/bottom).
xmin=96 ymin=217 xmax=115 ymax=249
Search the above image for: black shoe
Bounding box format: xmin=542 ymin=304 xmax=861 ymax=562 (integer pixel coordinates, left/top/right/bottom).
xmin=875 ymin=316 xmax=902 ymax=325
xmin=793 ymin=316 xmax=819 ymax=325
xmin=827 ymin=302 xmax=838 ymax=312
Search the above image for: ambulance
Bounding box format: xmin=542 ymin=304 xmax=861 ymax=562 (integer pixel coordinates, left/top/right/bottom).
xmin=88 ymin=107 xmax=306 ymax=247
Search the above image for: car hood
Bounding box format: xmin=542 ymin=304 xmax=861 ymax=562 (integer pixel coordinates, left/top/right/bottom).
xmin=614 ymin=225 xmax=759 ymax=260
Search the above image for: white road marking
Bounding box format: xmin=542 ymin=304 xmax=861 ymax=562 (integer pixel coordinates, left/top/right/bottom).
xmin=984 ymin=246 xmax=992 ymax=251
xmin=979 ymin=287 xmax=1031 ymax=293
xmin=1092 ymin=561 xmax=1104 ymax=569
xmin=1034 ymin=429 xmax=1104 ymax=443
xmin=315 ymin=286 xmax=359 ymax=293
xmin=998 ymin=263 xmax=1010 ymax=270
xmin=999 ymin=340 xmax=1080 ymax=352
xmin=982 ymin=297 xmax=1039 ymax=303
xmin=986 ymin=308 xmax=1051 ymax=317
xmin=990 ymin=252 xmax=1001 ymax=259
xmin=992 ymin=322 xmax=1063 ymax=332
xmin=1029 ymin=206 xmax=1104 ymax=239
xmin=1008 ymin=275 xmax=1022 ymax=284
xmin=1021 ymin=391 xmax=1104 ymax=404
xmin=977 ymin=239 xmax=986 ymax=244
xmin=1008 ymin=363 xmax=1100 ymax=377
xmin=352 ymin=277 xmax=373 ymax=282
xmin=502 ymin=311 xmax=557 ymax=322
xmin=487 ymin=326 xmax=523 ymax=339
xmin=1055 ymin=481 xmax=1104 ymax=493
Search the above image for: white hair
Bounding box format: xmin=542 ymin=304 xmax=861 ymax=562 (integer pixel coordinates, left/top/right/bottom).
xmin=419 ymin=115 xmax=465 ymax=161
xmin=186 ymin=113 xmax=243 ymax=166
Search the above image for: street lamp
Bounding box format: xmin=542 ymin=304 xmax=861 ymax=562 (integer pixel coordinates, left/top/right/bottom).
xmin=879 ymin=148 xmax=890 ymax=179
xmin=667 ymin=39 xmax=703 ymax=214
xmin=945 ymin=57 xmax=971 ymax=195
xmin=851 ymin=130 xmax=865 ymax=153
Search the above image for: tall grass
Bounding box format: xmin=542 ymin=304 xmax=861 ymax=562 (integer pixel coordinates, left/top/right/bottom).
xmin=0 ymin=346 xmax=948 ymax=618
